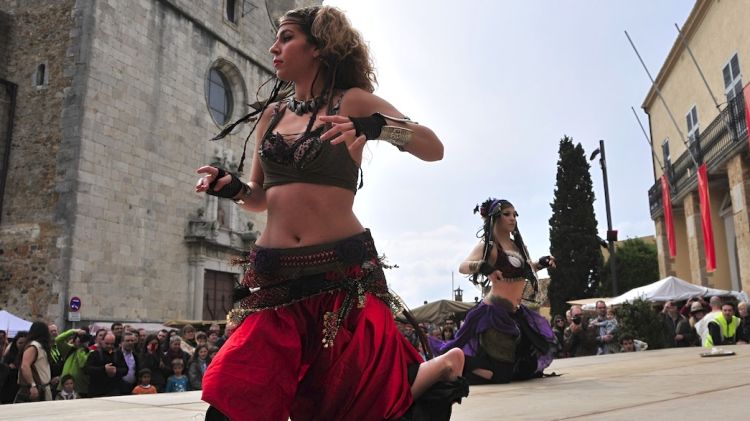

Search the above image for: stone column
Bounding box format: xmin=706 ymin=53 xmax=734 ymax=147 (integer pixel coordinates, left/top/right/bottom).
xmin=683 ymin=192 xmax=708 ymax=285
xmin=654 ymin=217 xmax=676 ymax=278
xmin=726 ymin=154 xmax=750 ymax=291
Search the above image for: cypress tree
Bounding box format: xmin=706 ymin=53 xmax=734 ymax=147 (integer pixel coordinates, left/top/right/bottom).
xmin=548 ymin=136 xmax=603 ymax=318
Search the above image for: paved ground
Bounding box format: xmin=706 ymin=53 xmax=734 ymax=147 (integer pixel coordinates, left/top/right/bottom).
xmin=1 ymin=345 xmax=748 ymax=420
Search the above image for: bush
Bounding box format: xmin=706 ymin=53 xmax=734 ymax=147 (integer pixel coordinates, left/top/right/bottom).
xmin=615 ymin=298 xmax=665 ymax=350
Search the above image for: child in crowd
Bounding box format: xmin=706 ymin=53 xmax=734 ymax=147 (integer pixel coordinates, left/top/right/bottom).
xmin=188 ymin=344 xmax=211 ymax=391
xmin=165 ymin=358 xmax=189 ymax=392
xmin=132 ymin=368 xmax=158 ymax=395
xmin=195 ymin=331 xmax=208 ymax=348
xmin=55 ymin=374 xmax=79 ymax=400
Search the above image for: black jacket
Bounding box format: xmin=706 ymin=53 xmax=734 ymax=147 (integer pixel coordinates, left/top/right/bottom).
xmin=85 ymin=348 xmax=127 ymax=397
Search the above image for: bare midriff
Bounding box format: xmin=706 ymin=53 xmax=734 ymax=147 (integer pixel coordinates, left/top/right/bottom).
xmin=256 ymin=182 xmax=364 ymax=248
xmin=487 ymin=280 xmax=526 ymax=308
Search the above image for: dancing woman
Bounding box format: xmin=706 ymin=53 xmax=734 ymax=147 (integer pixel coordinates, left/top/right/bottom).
xmin=441 ymin=199 xmax=556 ymax=384
xmin=196 ymin=6 xmax=465 ymax=421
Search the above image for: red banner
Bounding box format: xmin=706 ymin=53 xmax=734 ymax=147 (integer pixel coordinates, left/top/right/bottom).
xmin=744 ymin=83 xmax=750 ymax=150
xmin=697 ymin=164 xmax=716 ymax=272
xmin=660 ymin=175 xmax=676 ymax=258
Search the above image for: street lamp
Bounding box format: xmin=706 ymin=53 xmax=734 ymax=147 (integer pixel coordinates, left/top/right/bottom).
xmin=454 ymin=286 xmax=463 ymax=302
xmin=590 ymin=139 xmax=618 ymax=296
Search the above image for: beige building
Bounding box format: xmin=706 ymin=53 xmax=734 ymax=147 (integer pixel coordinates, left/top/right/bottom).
xmin=644 ymin=0 xmax=750 ymax=292
xmin=0 ymin=0 xmax=315 ymax=328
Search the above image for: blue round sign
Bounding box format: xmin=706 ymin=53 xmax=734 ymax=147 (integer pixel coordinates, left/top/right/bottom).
xmin=70 ymin=296 xmax=82 ymax=312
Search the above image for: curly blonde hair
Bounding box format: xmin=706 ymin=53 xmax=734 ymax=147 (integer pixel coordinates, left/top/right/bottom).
xmin=280 ymin=5 xmax=376 ymax=93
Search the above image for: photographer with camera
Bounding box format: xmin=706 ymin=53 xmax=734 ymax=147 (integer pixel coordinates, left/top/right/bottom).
xmin=563 ymin=305 xmax=598 ymax=357
xmin=54 ymin=328 xmax=93 ymax=397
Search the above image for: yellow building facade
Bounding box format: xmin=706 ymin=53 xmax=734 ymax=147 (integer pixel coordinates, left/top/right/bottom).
xmin=645 ymin=0 xmax=750 ymax=292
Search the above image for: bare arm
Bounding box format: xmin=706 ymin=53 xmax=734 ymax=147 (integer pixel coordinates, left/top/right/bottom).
xmin=19 ymin=345 xmax=37 ymax=385
xmin=458 ymin=241 xmax=488 ymax=275
xmin=320 ymin=88 xmax=444 ymax=162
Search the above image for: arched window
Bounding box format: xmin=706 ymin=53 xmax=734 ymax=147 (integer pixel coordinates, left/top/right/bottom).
xmin=226 ymin=0 xmax=237 ymax=23
xmin=207 ymin=68 xmax=233 ymax=125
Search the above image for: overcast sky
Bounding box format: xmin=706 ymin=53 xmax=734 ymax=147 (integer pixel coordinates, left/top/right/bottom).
xmin=322 ymin=0 xmax=694 ymax=308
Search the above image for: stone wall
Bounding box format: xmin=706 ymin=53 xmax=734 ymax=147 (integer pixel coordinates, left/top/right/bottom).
xmin=1 ymin=0 xmax=320 ymax=326
xmin=65 ymin=0 xmax=278 ymax=322
xmin=0 ymin=0 xmax=77 ymax=324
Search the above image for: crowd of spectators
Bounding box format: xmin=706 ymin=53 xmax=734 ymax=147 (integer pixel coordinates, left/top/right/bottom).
xmin=3 ymin=296 xmax=747 ymax=404
xmin=0 ymin=320 xmax=235 ymax=404
xmin=552 ymin=296 xmax=749 ymax=359
xmin=395 ymin=296 xmax=749 ymax=365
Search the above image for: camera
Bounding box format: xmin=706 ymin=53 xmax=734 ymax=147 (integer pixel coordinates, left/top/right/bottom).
xmin=572 ymin=315 xmax=582 ymax=325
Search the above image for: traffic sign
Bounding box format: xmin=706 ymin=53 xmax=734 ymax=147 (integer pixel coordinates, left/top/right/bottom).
xmin=69 ymin=296 xmax=82 ymax=312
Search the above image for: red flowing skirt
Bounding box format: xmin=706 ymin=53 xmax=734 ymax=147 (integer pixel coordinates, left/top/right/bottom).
xmin=202 ymin=291 xmax=422 ymax=421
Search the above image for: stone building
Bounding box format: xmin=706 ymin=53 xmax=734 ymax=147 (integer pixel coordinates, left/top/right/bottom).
xmin=644 ymin=0 xmax=750 ymax=292
xmin=0 ymin=0 xmax=315 ymax=328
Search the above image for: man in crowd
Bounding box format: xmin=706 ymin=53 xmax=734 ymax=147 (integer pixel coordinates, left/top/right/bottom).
xmin=590 ymin=301 xmax=618 ymax=354
xmin=86 ymin=332 xmax=127 ymax=397
xmin=48 ymin=323 xmax=64 ymax=389
xmin=117 ymin=331 xmax=141 ymax=394
xmin=56 ymin=329 xmax=92 ymax=397
xmin=214 ymin=321 xmax=236 ymax=350
xmin=695 ymin=296 xmax=722 ymax=346
xmin=563 ymin=305 xmax=597 ymax=357
xmin=679 ymin=301 xmax=706 ymax=347
xmin=661 ymin=300 xmax=688 ymax=348
xmin=111 ymin=322 xmax=124 ymax=347
xmin=737 ymin=301 xmax=750 ymax=344
xmin=619 ymin=334 xmax=648 ymax=352
xmin=157 ymin=329 xmax=170 ymax=353
xmin=137 ymin=328 xmax=148 ymax=354
xmin=705 ymin=302 xmax=747 ymax=347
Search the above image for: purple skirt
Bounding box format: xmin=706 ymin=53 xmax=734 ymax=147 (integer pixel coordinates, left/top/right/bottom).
xmin=439 ymin=302 xmax=555 ymax=374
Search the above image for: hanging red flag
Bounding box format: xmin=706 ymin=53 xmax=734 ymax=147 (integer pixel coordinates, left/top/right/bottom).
xmin=660 ymin=175 xmax=676 ymax=258
xmin=744 ymin=83 xmax=750 ymax=150
xmin=697 ymin=164 xmax=716 ymax=272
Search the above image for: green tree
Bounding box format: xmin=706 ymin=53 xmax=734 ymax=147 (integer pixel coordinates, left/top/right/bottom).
xmin=548 ymin=136 xmax=603 ymax=318
xmin=615 ymin=298 xmax=665 ymax=350
xmin=599 ymin=238 xmax=659 ymax=297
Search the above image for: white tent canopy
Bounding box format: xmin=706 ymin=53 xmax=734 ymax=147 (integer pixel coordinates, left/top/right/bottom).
xmin=583 ymin=276 xmax=748 ymax=309
xmin=0 ymin=310 xmax=33 ymax=338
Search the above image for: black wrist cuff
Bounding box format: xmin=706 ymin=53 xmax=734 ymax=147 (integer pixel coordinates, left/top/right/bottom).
xmin=537 ymin=256 xmax=552 ymax=269
xmin=349 ymin=113 xmax=387 ymax=140
xmin=206 ymin=167 xmax=245 ymax=199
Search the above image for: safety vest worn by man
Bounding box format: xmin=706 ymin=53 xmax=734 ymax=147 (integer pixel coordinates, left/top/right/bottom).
xmin=703 ymin=315 xmax=740 ymax=347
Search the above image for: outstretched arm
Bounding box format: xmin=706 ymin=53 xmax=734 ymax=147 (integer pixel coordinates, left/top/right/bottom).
xmin=319 ymin=88 xmax=444 ymax=162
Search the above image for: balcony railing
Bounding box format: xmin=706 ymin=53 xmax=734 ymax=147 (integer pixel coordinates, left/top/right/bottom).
xmin=648 ymin=92 xmax=749 ymax=217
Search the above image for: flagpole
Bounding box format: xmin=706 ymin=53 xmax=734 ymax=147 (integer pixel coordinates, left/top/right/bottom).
xmin=625 ymin=30 xmax=698 ymax=167
xmin=451 ymin=270 xmax=454 ymax=301
xmin=631 ymin=106 xmax=665 ymax=171
xmin=673 ymin=23 xmax=721 ymax=111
